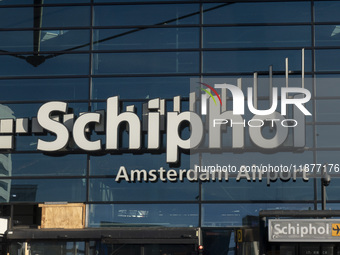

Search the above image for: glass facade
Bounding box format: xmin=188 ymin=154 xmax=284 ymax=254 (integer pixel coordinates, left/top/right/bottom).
xmin=0 ymin=0 xmax=340 ymax=254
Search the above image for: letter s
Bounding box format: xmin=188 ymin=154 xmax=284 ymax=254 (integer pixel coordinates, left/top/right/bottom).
xmin=274 ymin=224 xmax=282 ymax=235
xmin=37 ymin=101 xmax=69 ymax=151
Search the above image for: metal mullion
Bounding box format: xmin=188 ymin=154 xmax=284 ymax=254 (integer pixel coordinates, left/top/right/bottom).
xmin=311 ymin=0 xmax=318 ymax=210
xmin=86 ymin=0 xmax=95 ymax=207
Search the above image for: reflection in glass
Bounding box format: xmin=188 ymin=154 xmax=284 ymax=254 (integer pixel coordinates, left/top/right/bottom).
xmin=88 ymin=204 xmax=199 ymax=227
xmin=9 ymin=179 xmax=86 ymax=202
xmin=0 ymin=6 xmax=90 ymax=29
xmin=316 ymin=25 xmax=340 ymax=47
xmin=202 ymin=203 xmax=314 ymax=227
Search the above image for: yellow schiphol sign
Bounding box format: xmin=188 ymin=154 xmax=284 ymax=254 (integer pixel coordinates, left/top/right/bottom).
xmin=332 ymin=224 xmax=340 ymax=236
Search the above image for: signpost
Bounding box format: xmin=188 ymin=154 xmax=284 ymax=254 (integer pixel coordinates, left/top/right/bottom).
xmin=268 ymin=219 xmax=340 ymax=242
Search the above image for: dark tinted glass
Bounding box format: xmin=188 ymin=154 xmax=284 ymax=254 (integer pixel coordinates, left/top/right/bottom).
xmin=316 ymin=50 xmax=340 ymax=72
xmin=42 ymin=7 xmax=90 ymax=28
xmin=93 ymin=52 xmax=198 ymax=74
xmin=0 ymin=78 xmax=88 ymax=101
xmin=315 ymin=25 xmax=340 ymax=47
xmin=0 ymin=6 xmax=90 ymax=29
xmin=204 ymin=26 xmax=311 ymax=48
xmin=0 ymin=8 xmax=32 ymax=28
xmin=0 ymin=31 xmax=33 ymax=52
xmin=4 ymin=178 xmax=86 ymax=202
xmin=315 ymin=1 xmax=340 ymax=22
xmin=0 ymin=54 xmax=89 ymax=77
xmin=94 ymin=4 xmax=199 ymax=26
xmin=203 ymin=2 xmax=311 ymax=24
xmin=93 ymin=28 xmax=199 ymax=50
xmin=203 ymin=50 xmax=311 ymax=73
xmin=89 ymin=178 xmax=198 ymax=201
xmin=92 ymin=76 xmax=193 ymax=100
xmin=10 ymin=154 xmax=87 ymax=176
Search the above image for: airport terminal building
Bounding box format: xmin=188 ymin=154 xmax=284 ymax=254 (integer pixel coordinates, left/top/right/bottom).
xmin=0 ymin=0 xmax=340 ymax=254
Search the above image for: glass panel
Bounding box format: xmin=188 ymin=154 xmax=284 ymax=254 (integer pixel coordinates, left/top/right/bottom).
xmin=0 ymin=8 xmax=32 ymax=28
xmin=204 ymin=26 xmax=311 ymax=48
xmin=203 ymin=2 xmax=311 ymax=24
xmin=316 ymin=99 xmax=340 ymax=122
xmin=315 ymin=25 xmax=340 ymax=47
xmin=0 ymin=6 xmax=90 ymax=29
xmin=41 ymin=7 xmax=90 ymax=28
xmin=315 ymin=1 xmax=340 ymax=22
xmin=92 ymin=76 xmax=193 ymax=100
xmin=202 ymin=203 xmax=314 ymax=227
xmin=0 ymin=178 xmax=86 ymax=202
xmin=202 ymin=178 xmax=313 ymax=201
xmin=0 ymin=31 xmax=33 ymax=52
xmin=91 ymin=154 xmax=169 ymax=176
xmin=315 ymin=75 xmax=340 ymax=97
xmin=40 ymin=30 xmax=90 ymax=51
xmin=316 ymin=125 xmax=340 ymax=148
xmin=316 ymin=50 xmax=340 ymax=72
xmin=316 ymin=151 xmax=340 ymax=168
xmin=88 ymin=204 xmax=198 ymax=227
xmin=89 ymin=178 xmax=198 ymax=202
xmin=93 ymin=52 xmax=198 ymax=75
xmin=0 ymin=78 xmax=88 ymax=101
xmin=0 ymin=54 xmax=89 ymax=77
xmin=0 ymin=0 xmax=90 ymax=4
xmin=93 ymin=28 xmax=199 ymax=50
xmin=10 ymin=154 xmax=87 ymax=176
xmin=94 ymin=4 xmax=199 ymax=26
xmin=203 ymin=50 xmax=311 ymax=73
xmin=200 ymin=151 xmax=314 ymax=201
xmin=0 ymin=0 xmax=31 ymax=4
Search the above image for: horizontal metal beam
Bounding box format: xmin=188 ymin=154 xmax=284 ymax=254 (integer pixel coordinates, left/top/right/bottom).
xmin=6 ymin=227 xmax=199 ymax=243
